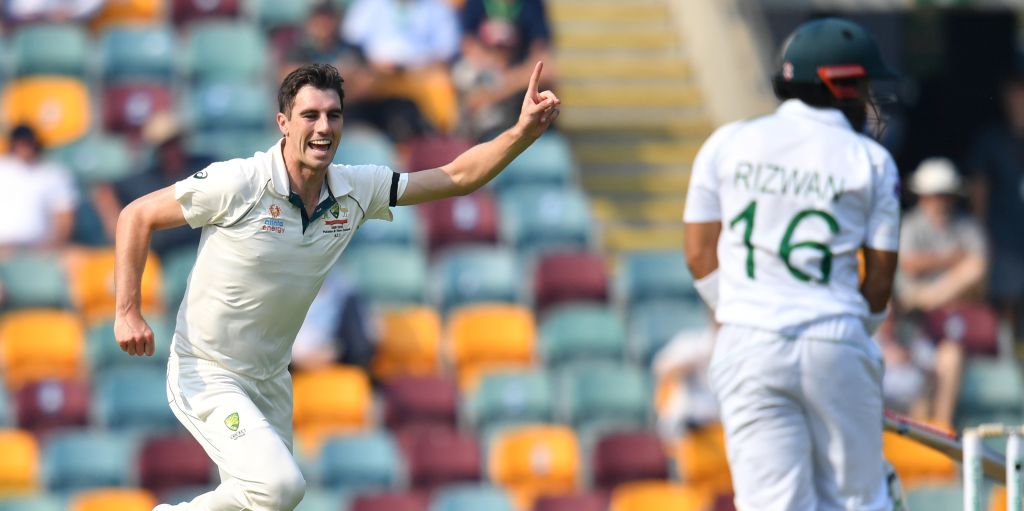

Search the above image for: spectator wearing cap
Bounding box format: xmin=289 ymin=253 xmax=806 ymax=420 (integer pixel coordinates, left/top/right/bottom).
xmin=896 ymin=157 xmax=992 ymax=425
xmin=0 ymin=124 xmax=78 ymax=253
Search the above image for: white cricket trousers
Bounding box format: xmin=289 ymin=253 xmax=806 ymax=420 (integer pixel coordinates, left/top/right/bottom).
xmin=163 ymin=354 xmax=306 ymax=511
xmin=709 ymin=320 xmax=891 ymax=511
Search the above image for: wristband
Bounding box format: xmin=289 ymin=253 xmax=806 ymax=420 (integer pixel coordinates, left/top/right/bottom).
xmin=693 ymin=269 xmax=720 ymax=312
xmin=865 ymin=309 xmax=888 ymax=335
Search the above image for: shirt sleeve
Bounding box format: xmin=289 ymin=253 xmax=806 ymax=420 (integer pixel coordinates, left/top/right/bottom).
xmin=348 ymin=165 xmax=407 ymax=222
xmin=682 ymin=125 xmax=734 ymax=223
xmin=864 ymin=155 xmax=902 ymax=252
xmin=174 ymin=162 xmax=258 ymax=228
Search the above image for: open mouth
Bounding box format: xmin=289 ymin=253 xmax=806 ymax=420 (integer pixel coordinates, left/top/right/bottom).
xmin=308 ymin=139 xmax=332 ymax=154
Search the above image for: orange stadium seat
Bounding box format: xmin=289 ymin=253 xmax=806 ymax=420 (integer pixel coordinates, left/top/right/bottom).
xmin=0 ymin=429 xmax=39 ymax=496
xmin=674 ymin=422 xmax=733 ymax=495
xmin=1 ymin=77 xmax=90 ymax=147
xmin=0 ymin=310 xmax=85 ymax=390
xmin=609 ymin=481 xmax=712 ymax=511
xmin=68 ymin=248 xmax=162 ymax=325
xmin=488 ymin=424 xmax=581 ymax=510
xmin=374 ymin=67 xmax=459 ymax=134
xmin=292 ymin=365 xmax=372 ymax=456
xmin=447 ymin=304 xmax=536 ymax=390
xmin=373 ymin=307 xmax=442 ymax=381
xmin=90 ymin=0 xmax=166 ymax=31
xmin=69 ymin=488 xmax=157 ymax=511
xmin=883 ymin=425 xmax=957 ymax=486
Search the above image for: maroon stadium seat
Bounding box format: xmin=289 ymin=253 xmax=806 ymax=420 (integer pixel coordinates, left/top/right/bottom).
xmin=533 ymin=252 xmax=609 ymax=314
xmin=383 ymin=374 xmax=458 ymax=430
xmin=533 ymin=492 xmax=609 ymax=511
xmin=404 ymin=135 xmax=472 ymax=171
xmin=139 ymin=434 xmax=213 ymax=496
xmin=350 ymin=491 xmax=430 ymax=511
xmin=592 ymin=431 xmax=669 ymax=491
xmin=15 ymin=379 xmax=90 ymax=436
xmin=102 ymin=83 xmax=173 ymax=137
xmin=395 ymin=425 xmax=481 ymax=491
xmin=172 ymin=0 xmax=239 ymax=25
xmin=924 ymin=304 xmax=1000 ymax=356
xmin=712 ymin=492 xmax=738 ymax=511
xmin=420 ymin=191 xmax=498 ymax=256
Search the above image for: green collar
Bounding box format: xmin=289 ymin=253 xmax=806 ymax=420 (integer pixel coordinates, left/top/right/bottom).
xmin=287 ymin=183 xmax=337 ymax=233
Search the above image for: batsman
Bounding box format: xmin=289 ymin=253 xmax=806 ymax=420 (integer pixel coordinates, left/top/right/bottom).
xmin=683 ymin=18 xmax=903 ymax=510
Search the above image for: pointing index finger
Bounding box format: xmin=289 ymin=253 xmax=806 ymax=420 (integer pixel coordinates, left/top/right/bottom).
xmin=528 ymin=61 xmax=543 ymax=103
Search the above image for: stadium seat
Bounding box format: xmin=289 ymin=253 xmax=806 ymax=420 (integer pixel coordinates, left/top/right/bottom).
xmin=42 ymin=430 xmax=136 ymax=492
xmin=674 ymin=423 xmax=732 ymax=494
xmin=173 ymin=0 xmax=240 ymax=25
xmin=372 ymin=66 xmax=458 ymax=134
xmin=93 ymin=366 xmax=178 ymax=432
xmin=956 ymin=358 xmax=1024 ymax=426
xmin=396 ymin=425 xmax=480 ymax=491
xmin=345 ymin=204 xmax=421 ymax=250
xmin=904 ymin=483 xmax=963 ymax=511
xmin=420 ymin=191 xmax=499 ymax=257
xmin=558 ymin=362 xmax=650 ymax=431
xmin=383 ymin=375 xmax=458 ymax=430
xmin=351 ymin=491 xmax=430 ymax=511
xmin=292 ymin=365 xmax=372 ymax=455
xmin=160 ymin=245 xmax=198 ymax=310
xmin=533 ymin=252 xmax=609 ymax=313
xmin=189 ymin=80 xmax=274 ymax=131
xmin=619 ymin=250 xmax=697 ymax=307
xmin=0 ymin=391 xmax=9 ymax=427
xmin=49 ymin=132 xmax=136 ymax=185
xmin=340 ymin=246 xmax=427 ymax=306
xmin=0 ymin=495 xmax=65 ymax=511
xmin=433 ymin=246 xmax=523 ymax=314
xmin=499 ymin=186 xmax=593 ymax=255
xmin=0 ymin=429 xmax=39 ymax=496
xmin=10 ymin=24 xmax=89 ymax=77
xmin=489 ymin=132 xmax=575 ymax=191
xmin=430 ymin=484 xmax=515 ymax=511
xmin=0 ymin=309 xmax=84 ymax=390
xmin=318 ymin=431 xmax=403 ymax=492
xmin=69 ymin=488 xmax=157 ymax=511
xmin=488 ymin=424 xmax=581 ymax=509
xmin=539 ymin=304 xmax=626 ymax=368
xmin=15 ymin=379 xmax=90 ymax=436
xmin=403 ymin=135 xmax=472 ymax=171
xmin=292 ymin=488 xmax=345 ymax=511
xmin=90 ymin=0 xmax=166 ymax=31
xmin=138 ymin=434 xmax=213 ymax=497
xmin=533 ymin=493 xmax=609 ymax=511
xmin=186 ymin=129 xmax=282 ymax=162
xmin=373 ymin=307 xmax=442 ymax=381
xmin=0 ymin=252 xmax=71 ymax=309
xmin=99 ymin=25 xmax=177 ymax=82
xmin=883 ymin=426 xmax=956 ymax=486
xmin=86 ymin=314 xmax=172 ymax=372
xmin=334 ymin=127 xmax=400 ymax=169
xmin=68 ymin=248 xmax=162 ymax=325
xmin=924 ymin=304 xmax=1000 ymax=356
xmin=608 ymin=481 xmax=711 ymax=511
xmin=2 ymin=77 xmax=91 ymax=147
xmin=185 ymin=21 xmax=267 ymax=83
xmin=467 ymin=369 xmax=553 ymax=431
xmin=252 ymin=0 xmax=312 ymax=30
xmin=628 ymin=299 xmax=710 ymax=365
xmin=592 ymin=431 xmax=669 ymax=491
xmin=102 ymin=83 xmax=173 ymax=136
xmin=447 ymin=304 xmax=536 ymax=390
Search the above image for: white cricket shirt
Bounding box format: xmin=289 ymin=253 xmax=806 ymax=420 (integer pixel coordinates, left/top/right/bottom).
xmin=684 ymin=99 xmax=901 ymax=332
xmin=172 ymin=139 xmax=408 ymax=379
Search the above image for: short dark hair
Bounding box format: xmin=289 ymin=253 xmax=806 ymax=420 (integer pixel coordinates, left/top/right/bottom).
xmin=278 ymin=63 xmax=345 ymax=117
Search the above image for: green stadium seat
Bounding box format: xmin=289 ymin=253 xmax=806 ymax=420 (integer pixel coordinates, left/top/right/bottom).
xmin=430 ymin=484 xmax=515 ymax=511
xmin=99 ymin=25 xmax=177 ymax=82
xmin=160 ymin=246 xmax=198 ymax=310
xmin=467 ymin=369 xmax=553 ymax=431
xmin=956 ymin=359 xmax=1024 ymax=427
xmin=318 ymin=431 xmax=402 ymax=492
xmin=498 ymin=186 xmax=593 ymax=255
xmin=86 ymin=314 xmax=173 ymax=372
xmin=253 ymin=0 xmax=312 ymax=29
xmin=0 ymin=390 xmax=9 ymax=427
xmin=432 ymin=246 xmax=522 ymax=314
xmin=488 ymin=132 xmax=574 ymax=191
xmin=628 ymin=299 xmax=710 ymax=365
xmin=558 ymin=362 xmax=650 ymax=430
xmin=189 ymin=80 xmax=274 ymax=131
xmin=0 ymin=252 xmax=70 ymax=309
xmin=11 ymin=24 xmax=90 ymax=77
xmin=334 ymin=127 xmax=400 ymax=169
xmin=347 ymin=206 xmax=421 ymax=250
xmin=904 ymin=483 xmax=963 ymax=511
xmin=539 ymin=304 xmax=626 ymax=368
xmin=72 ymin=192 xmax=111 ymax=246
xmin=42 ymin=430 xmax=138 ymax=492
xmin=619 ymin=250 xmax=697 ymax=307
xmin=93 ymin=366 xmax=178 ymax=432
xmin=0 ymin=496 xmax=66 ymax=511
xmin=340 ymin=246 xmax=427 ymax=306
xmin=293 ymin=488 xmax=348 ymax=511
xmin=187 ymin=129 xmax=281 ymax=162
xmin=185 ymin=21 xmax=268 ymax=83
xmin=49 ymin=133 xmax=136 ymax=185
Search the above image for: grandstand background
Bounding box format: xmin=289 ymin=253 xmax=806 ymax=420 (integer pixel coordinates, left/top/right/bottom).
xmin=0 ymin=0 xmax=1020 ymax=510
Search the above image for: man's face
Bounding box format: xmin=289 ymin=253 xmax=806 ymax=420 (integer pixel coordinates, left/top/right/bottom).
xmin=307 ymin=12 xmax=338 ymax=47
xmin=277 ymin=85 xmax=343 ymax=171
xmin=10 ymin=139 xmax=37 ymax=162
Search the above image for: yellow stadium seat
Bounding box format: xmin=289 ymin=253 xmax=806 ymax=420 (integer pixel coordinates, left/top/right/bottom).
xmin=89 ymin=0 xmax=165 ymax=31
xmin=1 ymin=310 xmax=84 ymax=390
xmin=70 ymin=488 xmax=157 ymax=511
xmin=610 ymin=481 xmax=711 ymax=511
xmin=293 ymin=365 xmax=372 ymax=456
xmin=447 ymin=303 xmax=535 ymax=390
xmin=988 ymin=485 xmax=1022 ymax=511
xmin=372 ymin=307 xmax=441 ymax=381
xmin=68 ymin=248 xmax=162 ymax=325
xmin=2 ymin=77 xmax=90 ymax=147
xmin=674 ymin=422 xmax=732 ymax=495
xmin=488 ymin=424 xmax=580 ymax=510
xmin=0 ymin=429 xmax=39 ymax=496
xmin=883 ymin=424 xmax=957 ymax=486
xmin=375 ymin=67 xmax=458 ymax=133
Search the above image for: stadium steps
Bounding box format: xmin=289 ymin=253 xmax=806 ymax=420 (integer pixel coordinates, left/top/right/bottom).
xmin=550 ymin=0 xmax=712 ymax=255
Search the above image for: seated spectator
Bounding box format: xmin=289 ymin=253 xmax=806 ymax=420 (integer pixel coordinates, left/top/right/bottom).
xmin=0 ymin=124 xmax=78 ymax=254
xmin=6 ymin=0 xmax=105 ymax=23
xmin=876 ymin=313 xmax=931 ymax=419
xmin=282 ymin=2 xmax=364 ymax=77
xmin=454 ymin=0 xmax=555 ymax=140
xmin=291 ymin=270 xmax=378 ymax=373
xmin=93 ymin=112 xmax=212 ymax=258
xmin=897 ymin=157 xmax=991 ymax=425
xmin=652 ymin=318 xmax=718 ymax=441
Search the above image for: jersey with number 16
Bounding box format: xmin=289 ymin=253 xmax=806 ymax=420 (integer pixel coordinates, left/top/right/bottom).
xmin=683 ymin=100 xmax=901 ymax=331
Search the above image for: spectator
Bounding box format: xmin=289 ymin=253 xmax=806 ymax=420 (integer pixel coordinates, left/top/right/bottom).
xmin=93 ymin=112 xmax=212 ymax=258
xmin=283 ymin=2 xmax=363 ymax=76
xmin=875 ymin=313 xmax=930 ymax=419
xmin=652 ymin=319 xmax=718 ymax=441
xmin=0 ymin=124 xmax=78 ymax=254
xmin=897 ymin=157 xmax=991 ymax=425
xmin=291 ymin=270 xmax=378 ymax=373
xmin=6 ymin=0 xmax=105 ymax=23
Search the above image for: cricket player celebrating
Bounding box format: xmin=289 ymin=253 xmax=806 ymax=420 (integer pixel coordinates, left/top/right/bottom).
xmin=683 ymin=18 xmax=901 ymax=510
xmin=114 ymin=62 xmax=559 ymax=511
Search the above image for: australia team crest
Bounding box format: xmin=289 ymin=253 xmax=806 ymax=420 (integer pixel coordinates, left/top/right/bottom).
xmin=323 ymin=202 xmax=351 ymax=236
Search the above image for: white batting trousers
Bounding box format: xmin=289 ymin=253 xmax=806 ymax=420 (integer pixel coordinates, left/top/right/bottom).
xmin=161 ymin=354 xmax=306 ymax=511
xmin=709 ymin=320 xmax=891 ymax=511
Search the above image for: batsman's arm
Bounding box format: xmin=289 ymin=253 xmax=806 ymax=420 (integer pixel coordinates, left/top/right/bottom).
xmin=113 ymin=185 xmax=187 ymax=356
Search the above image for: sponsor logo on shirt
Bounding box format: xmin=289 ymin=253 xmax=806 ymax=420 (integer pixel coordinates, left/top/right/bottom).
xmin=323 ymin=204 xmax=351 ymax=235
xmin=262 ymin=204 xmax=286 ymax=234
xmin=269 ymin=204 xmax=282 ymax=218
